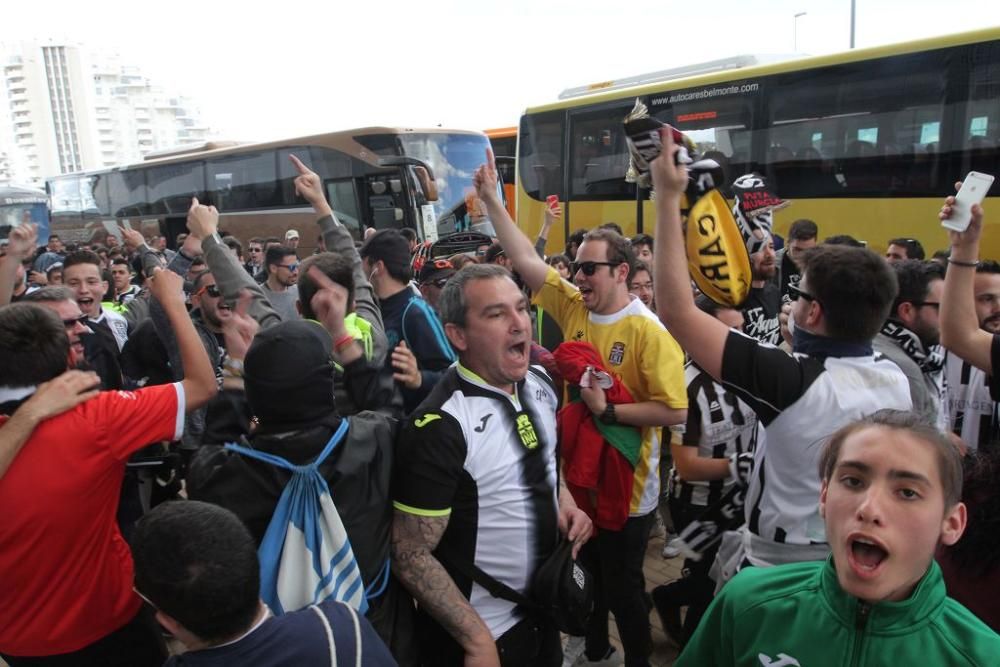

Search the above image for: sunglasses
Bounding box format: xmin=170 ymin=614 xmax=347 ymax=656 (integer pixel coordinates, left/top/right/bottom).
xmin=62 ymin=314 xmax=89 ymax=328
xmin=570 ymin=261 xmax=619 ymax=276
xmin=278 ymin=262 xmax=300 ymax=272
xmin=787 ymin=283 xmax=817 ymax=303
xmin=910 ymin=301 xmax=941 ymax=311
xmin=196 ymin=284 xmax=222 ymax=298
xmin=249 ymin=247 xmax=263 ymax=253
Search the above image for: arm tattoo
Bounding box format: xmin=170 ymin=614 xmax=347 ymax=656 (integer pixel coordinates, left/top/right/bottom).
xmin=390 ymin=509 xmax=492 ymax=651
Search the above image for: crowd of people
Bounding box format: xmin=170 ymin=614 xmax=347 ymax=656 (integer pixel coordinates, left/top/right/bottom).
xmin=0 ymin=138 xmax=999 ymax=667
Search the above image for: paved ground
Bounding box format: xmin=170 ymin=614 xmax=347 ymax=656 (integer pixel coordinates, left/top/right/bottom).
xmin=608 ymin=528 xmax=686 ymax=667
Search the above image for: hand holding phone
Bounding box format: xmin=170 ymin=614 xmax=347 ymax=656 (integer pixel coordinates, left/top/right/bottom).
xmin=942 ymin=172 xmax=994 ymax=232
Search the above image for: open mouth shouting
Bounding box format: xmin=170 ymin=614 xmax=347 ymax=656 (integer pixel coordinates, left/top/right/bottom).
xmin=506 ymin=340 xmax=528 ymax=363
xmin=846 ymin=533 xmax=889 ymax=580
xmin=76 ymin=296 xmax=98 ymax=317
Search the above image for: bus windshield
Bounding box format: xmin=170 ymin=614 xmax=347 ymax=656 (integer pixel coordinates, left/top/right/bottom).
xmin=397 ymin=132 xmax=496 ymax=238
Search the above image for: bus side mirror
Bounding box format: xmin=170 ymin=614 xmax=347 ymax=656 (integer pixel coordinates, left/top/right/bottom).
xmin=413 ymin=166 xmax=438 ymax=202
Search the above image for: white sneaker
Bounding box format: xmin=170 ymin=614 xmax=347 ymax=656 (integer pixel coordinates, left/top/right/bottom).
xmin=662 ymin=536 xmax=681 ymax=559
xmin=562 ymin=636 xmax=586 ymax=667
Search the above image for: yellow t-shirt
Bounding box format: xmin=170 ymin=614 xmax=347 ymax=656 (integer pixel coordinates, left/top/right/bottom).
xmin=533 ymin=266 xmax=687 ymax=516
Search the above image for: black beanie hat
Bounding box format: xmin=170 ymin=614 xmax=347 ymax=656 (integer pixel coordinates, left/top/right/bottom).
xmin=244 ymin=320 xmax=336 ymax=430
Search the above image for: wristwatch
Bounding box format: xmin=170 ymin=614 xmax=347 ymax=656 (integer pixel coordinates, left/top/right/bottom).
xmin=599 ymin=403 xmax=617 ymax=425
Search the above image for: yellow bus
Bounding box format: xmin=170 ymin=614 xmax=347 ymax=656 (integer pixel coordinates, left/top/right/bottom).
xmin=516 ymin=27 xmax=1000 ymax=258
xmin=46 ymin=127 xmax=496 ymax=252
xmin=486 ymin=126 xmax=518 ymax=219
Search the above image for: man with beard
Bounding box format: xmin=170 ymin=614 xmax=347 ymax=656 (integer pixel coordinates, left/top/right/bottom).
xmin=937 ymin=188 xmax=1000 ymax=451
xmin=773 ymin=219 xmax=818 ymax=302
xmin=873 ymin=260 xmax=945 ymax=425
xmin=739 ymin=233 xmax=782 ymax=346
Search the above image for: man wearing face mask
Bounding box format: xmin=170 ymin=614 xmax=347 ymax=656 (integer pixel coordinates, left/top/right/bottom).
xmin=650 ymin=129 xmax=911 ymax=582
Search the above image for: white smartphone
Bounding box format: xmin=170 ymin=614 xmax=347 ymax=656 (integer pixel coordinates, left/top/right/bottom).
xmin=942 ymin=171 xmax=995 ymax=232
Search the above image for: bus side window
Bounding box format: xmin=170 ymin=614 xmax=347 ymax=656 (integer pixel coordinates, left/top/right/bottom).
xmin=962 ymin=41 xmax=1000 ymax=178
xmin=518 ymin=111 xmax=565 ymax=203
xmin=569 ymin=108 xmax=635 ymax=200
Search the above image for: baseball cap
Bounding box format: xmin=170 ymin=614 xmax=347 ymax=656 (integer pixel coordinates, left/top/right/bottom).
xmin=418 ymin=258 xmax=456 ymax=286
xmin=285 ymin=229 xmax=300 ymax=240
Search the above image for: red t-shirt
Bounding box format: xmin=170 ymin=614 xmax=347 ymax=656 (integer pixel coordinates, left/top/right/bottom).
xmin=0 ymin=383 xmax=184 ymax=656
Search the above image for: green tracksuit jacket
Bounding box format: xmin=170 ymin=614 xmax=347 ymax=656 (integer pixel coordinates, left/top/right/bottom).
xmin=677 ymin=557 xmax=1000 ymax=666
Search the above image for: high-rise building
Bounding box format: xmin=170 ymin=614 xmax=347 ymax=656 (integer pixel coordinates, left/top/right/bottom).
xmin=0 ymin=42 xmax=211 ymax=186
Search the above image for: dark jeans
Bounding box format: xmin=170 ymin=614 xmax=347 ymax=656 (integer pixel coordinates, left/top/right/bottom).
xmin=417 ymin=612 xmax=561 ymax=667
xmin=1 ymin=607 xmax=166 ymax=667
xmin=659 ymin=496 xmax=719 ymax=636
xmin=581 ymin=511 xmax=656 ymax=667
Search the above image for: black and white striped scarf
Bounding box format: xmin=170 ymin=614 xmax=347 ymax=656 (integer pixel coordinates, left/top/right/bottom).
xmin=880 ymin=320 xmax=945 ymax=375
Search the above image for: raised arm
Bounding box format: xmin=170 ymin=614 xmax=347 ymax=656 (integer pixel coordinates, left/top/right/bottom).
xmin=148 ymin=267 xmax=217 ymax=411
xmin=0 ymin=222 xmax=36 ymax=306
xmin=650 ymin=130 xmax=730 ymax=380
xmin=939 ymin=185 xmax=992 ymax=373
xmin=291 ymin=154 xmax=388 ymax=365
xmin=185 ymin=199 xmax=281 ymax=330
xmin=473 ymin=149 xmax=550 ymax=292
xmin=534 ymin=199 xmax=561 ymax=258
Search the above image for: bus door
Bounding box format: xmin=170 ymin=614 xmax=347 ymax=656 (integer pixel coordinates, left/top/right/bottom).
xmin=566 ymin=102 xmax=640 ymax=238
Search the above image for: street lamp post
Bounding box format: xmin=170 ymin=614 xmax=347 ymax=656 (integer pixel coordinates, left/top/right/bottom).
xmin=794 ymin=12 xmax=807 ymax=52
xmin=850 ymin=0 xmax=856 ymax=48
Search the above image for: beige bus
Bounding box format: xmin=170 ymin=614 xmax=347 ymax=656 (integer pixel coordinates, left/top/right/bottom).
xmin=46 ymin=127 xmax=497 ymax=252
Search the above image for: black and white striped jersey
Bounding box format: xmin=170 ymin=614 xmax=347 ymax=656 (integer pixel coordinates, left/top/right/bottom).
xmin=669 ymin=361 xmax=760 ymax=508
xmin=720 ymin=331 xmax=911 ymax=564
xmin=392 ymin=363 xmax=560 ymax=639
xmin=943 ymin=348 xmax=1000 ymax=451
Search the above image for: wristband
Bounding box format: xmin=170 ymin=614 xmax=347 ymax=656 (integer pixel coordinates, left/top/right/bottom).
xmin=177 ymin=247 xmax=195 ymax=261
xmin=599 ymin=403 xmax=617 ymax=425
xmin=333 ymin=334 xmax=355 ymax=353
xmin=947 ymin=256 xmax=980 ymax=268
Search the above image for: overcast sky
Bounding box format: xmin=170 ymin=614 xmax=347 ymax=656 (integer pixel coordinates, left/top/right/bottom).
xmin=3 ymin=1 xmax=999 ymax=142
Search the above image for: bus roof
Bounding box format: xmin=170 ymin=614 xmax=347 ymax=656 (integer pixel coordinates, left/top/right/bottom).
xmin=523 ymin=26 xmax=1000 ymax=114
xmin=484 ymin=127 xmax=517 ymax=139
xmin=50 ymin=126 xmax=487 ymax=178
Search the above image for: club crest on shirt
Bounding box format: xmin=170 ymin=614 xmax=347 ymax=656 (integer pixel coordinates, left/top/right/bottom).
xmin=516 ymin=413 xmax=539 ymax=450
xmin=609 ymin=342 xmax=626 ymax=366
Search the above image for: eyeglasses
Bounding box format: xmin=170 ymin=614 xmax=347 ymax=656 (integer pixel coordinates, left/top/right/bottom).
xmin=787 ymin=283 xmax=818 ymax=303
xmin=277 ymin=262 xmax=299 ymax=272
xmin=570 ymin=261 xmax=619 ymax=276
xmin=62 ymin=314 xmax=89 ymax=328
xmin=196 ymin=284 xmax=222 ymax=298
xmin=911 ymin=301 xmax=941 ymax=311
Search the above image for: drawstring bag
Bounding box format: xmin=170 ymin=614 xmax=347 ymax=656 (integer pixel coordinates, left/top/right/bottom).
xmin=226 ymin=419 xmax=372 ymax=615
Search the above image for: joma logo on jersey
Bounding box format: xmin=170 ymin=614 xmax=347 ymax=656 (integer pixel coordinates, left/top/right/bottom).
xmin=608 ymin=342 xmax=626 ymax=366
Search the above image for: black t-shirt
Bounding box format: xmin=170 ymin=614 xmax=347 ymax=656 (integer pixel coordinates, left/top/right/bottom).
xmin=740 ymin=284 xmax=782 ymax=346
